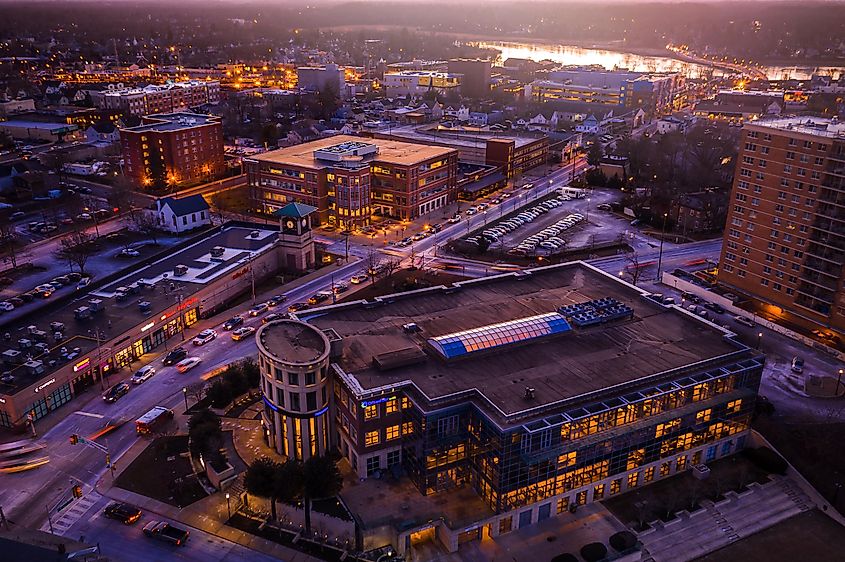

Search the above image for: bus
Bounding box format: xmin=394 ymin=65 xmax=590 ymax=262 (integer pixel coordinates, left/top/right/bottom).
xmin=135 ymin=406 xmax=174 ymax=435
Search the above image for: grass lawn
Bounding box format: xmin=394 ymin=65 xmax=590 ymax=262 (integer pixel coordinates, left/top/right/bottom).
xmin=116 ymin=435 xmax=208 ymax=508
xmin=339 ymin=268 xmax=468 ymax=302
xmin=603 ymin=454 xmax=771 ymax=530
xmin=694 ymin=509 xmax=845 ymax=562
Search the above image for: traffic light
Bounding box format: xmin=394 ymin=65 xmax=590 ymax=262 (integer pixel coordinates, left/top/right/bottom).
xmin=69 ymin=434 xmax=79 ymax=445
xmin=71 ymin=485 xmax=83 ymax=499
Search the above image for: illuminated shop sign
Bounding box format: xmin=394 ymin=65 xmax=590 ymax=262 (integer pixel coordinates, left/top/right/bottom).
xmin=141 ymin=322 xmax=155 ymax=332
xmin=361 ymin=397 xmax=390 ymax=408
xmin=35 ymin=378 xmax=56 ymax=393
xmin=73 ymin=358 xmax=91 ymax=372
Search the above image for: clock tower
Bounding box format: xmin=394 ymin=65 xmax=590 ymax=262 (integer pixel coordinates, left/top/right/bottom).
xmin=275 ymin=202 xmax=317 ymax=271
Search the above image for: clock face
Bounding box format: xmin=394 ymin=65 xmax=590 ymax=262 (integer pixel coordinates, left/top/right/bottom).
xmin=285 ymin=219 xmax=296 ymax=230
xmin=301 ymin=218 xmax=307 ymax=228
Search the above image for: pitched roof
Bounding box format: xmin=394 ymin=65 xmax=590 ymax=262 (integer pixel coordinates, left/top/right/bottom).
xmin=160 ymin=194 xmax=209 ymax=216
xmin=274 ymin=201 xmax=317 ymax=218
xmin=89 ymin=121 xmax=117 ymax=134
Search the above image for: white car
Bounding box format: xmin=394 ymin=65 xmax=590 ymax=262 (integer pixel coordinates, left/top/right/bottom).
xmin=350 ymin=274 xmax=369 ymax=284
xmin=248 ymin=303 xmax=269 ymax=317
xmin=176 ymin=357 xmax=202 ymax=373
xmin=192 ymin=329 xmax=217 ymax=346
xmin=232 ymin=326 xmax=256 ymax=341
xmin=447 ymin=215 xmax=461 ymax=224
xmin=734 ymin=315 xmax=756 ymax=328
xmin=130 ymin=365 xmax=156 ymax=384
xmin=120 ymin=248 xmax=140 ymax=258
xmin=0 ymin=302 xmax=14 ymax=312
xmin=465 ymin=208 xmax=477 ymax=216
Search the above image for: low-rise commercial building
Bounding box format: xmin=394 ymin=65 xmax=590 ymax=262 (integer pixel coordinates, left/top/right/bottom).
xmin=93 ymin=80 xmax=221 ymax=117
xmin=447 ymin=59 xmax=492 ymax=98
xmin=296 ymin=64 xmax=345 ymax=95
xmin=120 ymin=112 xmax=225 ymax=190
xmin=0 ymin=223 xmax=283 ymax=430
xmin=265 ymin=261 xmax=762 ymax=555
xmin=246 ymin=136 xmax=459 ymax=226
xmin=0 ymin=120 xmax=81 ymax=142
xmin=382 ymin=71 xmax=462 ymax=97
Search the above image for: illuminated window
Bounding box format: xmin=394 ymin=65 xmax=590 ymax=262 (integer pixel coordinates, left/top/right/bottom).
xmin=660 ymin=461 xmax=671 ymax=477
xmin=401 ymin=396 xmax=411 ymax=409
xmin=428 ymin=313 xmax=571 ymax=358
xmin=696 ymin=409 xmax=712 ymax=423
xmin=676 ymin=455 xmax=688 ymax=471
xmin=386 ymin=425 xmax=400 ymax=440
xmin=385 ymin=398 xmax=398 ymax=414
xmin=365 ymin=430 xmax=380 ymax=446
xmin=726 ymin=399 xmax=742 ymax=414
xmin=558 ymin=451 xmax=577 ymax=468
xmin=556 ymin=497 xmax=570 ymax=514
xmin=655 ymin=419 xmax=681 ymax=438
xmin=643 ymin=466 xmax=655 ymax=483
xmin=364 ymin=404 xmax=379 ymax=420
xmin=610 ymin=478 xmax=622 ymax=495
xmin=593 ymin=484 xmax=605 ymax=500
xmin=627 ymin=472 xmax=639 ymax=489
xmin=402 ymin=421 xmax=414 ymax=436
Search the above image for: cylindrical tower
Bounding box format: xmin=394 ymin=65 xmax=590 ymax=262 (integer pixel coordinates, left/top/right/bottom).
xmin=256 ymin=319 xmax=331 ymax=460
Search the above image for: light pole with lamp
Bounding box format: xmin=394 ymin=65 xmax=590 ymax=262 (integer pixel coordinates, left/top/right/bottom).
xmin=756 ymin=332 xmax=763 ymax=350
xmin=656 ymin=212 xmax=668 ymax=281
xmin=182 ymin=387 xmax=188 ymax=411
xmin=225 ymin=492 xmax=231 ymax=520
xmin=837 ymin=369 xmax=844 ymax=397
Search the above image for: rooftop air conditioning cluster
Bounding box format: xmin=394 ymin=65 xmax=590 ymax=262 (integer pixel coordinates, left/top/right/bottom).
xmin=558 ymin=298 xmax=633 ymax=328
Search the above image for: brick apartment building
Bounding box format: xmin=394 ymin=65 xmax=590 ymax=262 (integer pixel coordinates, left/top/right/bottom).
xmin=95 ymin=80 xmax=221 ymax=117
xmin=246 ymin=136 xmax=459 ymax=227
xmin=120 ymin=112 xmax=225 ymax=191
xmin=718 ymin=116 xmax=845 ymax=340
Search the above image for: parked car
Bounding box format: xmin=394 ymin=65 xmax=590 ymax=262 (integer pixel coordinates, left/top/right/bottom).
xmin=175 ymin=357 xmax=202 ymax=373
xmin=103 ymin=382 xmax=130 ymax=403
xmin=143 ymin=521 xmax=189 ymax=546
xmin=119 ymin=248 xmax=140 ymax=258
xmin=222 ymin=316 xmax=243 ymax=330
xmin=703 ymin=302 xmax=726 ymax=315
xmin=791 ymin=356 xmax=804 ymax=373
xmin=0 ymin=302 xmax=14 ymax=312
xmin=733 ymin=315 xmax=755 ymax=328
xmin=231 ymin=326 xmax=256 ymax=341
xmin=104 ymin=502 xmax=142 ymax=525
xmin=447 ymin=215 xmax=461 ymax=224
xmin=192 ymin=329 xmax=217 ymax=346
xmin=10 ymin=211 xmax=25 ymax=221
xmin=350 ymin=274 xmax=369 ymax=284
xmin=267 ymin=295 xmax=287 ymax=307
xmin=77 ymin=277 xmax=91 ymax=290
xmin=130 ymin=365 xmax=156 ymax=384
xmin=162 ymin=347 xmax=187 ymax=366
xmin=333 ymin=282 xmax=349 ymax=294
xmin=248 ymin=303 xmax=269 ymax=317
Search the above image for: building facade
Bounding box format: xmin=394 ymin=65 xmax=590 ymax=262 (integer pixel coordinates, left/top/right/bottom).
xmin=120 ymin=112 xmax=225 ymax=190
xmin=246 ymin=136 xmax=459 ymax=226
xmin=718 ymin=116 xmax=845 ymax=340
xmin=272 ymin=262 xmax=762 ymax=555
xmin=95 ymin=80 xmax=221 ymax=117
xmin=485 ymin=137 xmax=549 ymax=178
xmin=296 ymin=64 xmax=345 ymax=95
xmin=448 ymin=59 xmax=492 ymax=98
xmin=382 ymin=71 xmax=462 ymax=97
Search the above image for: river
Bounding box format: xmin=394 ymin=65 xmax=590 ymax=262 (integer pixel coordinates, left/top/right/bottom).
xmin=471 ymin=40 xmax=844 ymax=81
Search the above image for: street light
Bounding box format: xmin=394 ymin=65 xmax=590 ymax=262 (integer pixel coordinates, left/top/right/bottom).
xmin=656 ymin=212 xmax=668 ymax=281
xmin=225 ymin=492 xmax=231 ymax=519
xmin=756 ymin=332 xmax=763 ymax=349
xmin=837 ymin=369 xmax=844 ymax=397
xmin=182 ymin=387 xmax=188 ymax=411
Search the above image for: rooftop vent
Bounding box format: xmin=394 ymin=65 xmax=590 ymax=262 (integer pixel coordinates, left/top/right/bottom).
xmin=210 ymin=246 xmax=225 ymax=258
xmin=174 ymin=264 xmax=188 ymax=276
xmin=524 ymin=387 xmax=536 ymax=400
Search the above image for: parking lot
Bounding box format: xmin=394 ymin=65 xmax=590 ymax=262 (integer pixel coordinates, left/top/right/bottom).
xmin=457 ymin=187 xmax=623 ymax=257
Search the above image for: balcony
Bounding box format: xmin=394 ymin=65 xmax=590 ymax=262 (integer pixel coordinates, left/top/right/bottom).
xmin=808 ymin=236 xmax=845 ymax=257
xmin=802 ymin=257 xmax=843 ymax=278
xmin=796 ymin=284 xmax=835 ymax=304
xmin=799 ymin=274 xmax=838 ymax=293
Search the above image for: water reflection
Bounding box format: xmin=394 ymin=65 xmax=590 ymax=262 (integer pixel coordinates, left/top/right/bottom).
xmin=473 ymin=40 xmax=843 ymax=81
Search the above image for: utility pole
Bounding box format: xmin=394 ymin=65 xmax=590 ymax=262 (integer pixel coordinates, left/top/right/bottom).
xmin=656 ymin=212 xmax=668 ymax=281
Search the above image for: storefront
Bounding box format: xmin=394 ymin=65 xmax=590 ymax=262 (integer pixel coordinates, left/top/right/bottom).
xmin=23 ymin=379 xmax=73 ymax=422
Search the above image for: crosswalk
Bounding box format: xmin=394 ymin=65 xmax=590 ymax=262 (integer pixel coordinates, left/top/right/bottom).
xmin=41 ymin=489 xmax=103 ymax=536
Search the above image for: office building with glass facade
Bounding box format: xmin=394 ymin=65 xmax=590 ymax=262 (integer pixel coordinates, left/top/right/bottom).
xmin=282 ymin=261 xmax=763 ymax=555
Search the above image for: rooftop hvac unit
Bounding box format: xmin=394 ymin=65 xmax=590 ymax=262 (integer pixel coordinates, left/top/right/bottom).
xmin=174 ymin=264 xmax=188 ymax=276
xmin=249 ymin=230 xmax=260 ymax=238
xmin=210 ymin=246 xmax=225 ymax=258
xmin=692 ymin=464 xmax=711 ymax=480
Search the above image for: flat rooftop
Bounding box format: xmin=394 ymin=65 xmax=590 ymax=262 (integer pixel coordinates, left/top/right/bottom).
xmin=122 ymin=112 xmax=220 ymax=133
xmin=0 ymin=225 xmax=277 ymax=396
xmin=255 ymin=134 xmax=455 ymax=170
xmin=257 ymin=320 xmax=328 ymax=365
xmin=381 ymin=124 xmax=542 ymax=149
xmin=301 ymin=262 xmax=743 ymax=427
xmin=748 ymin=115 xmax=845 ymax=138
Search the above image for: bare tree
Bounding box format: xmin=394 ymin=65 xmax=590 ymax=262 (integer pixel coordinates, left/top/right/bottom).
xmin=54 ymin=230 xmax=96 ymax=274
xmin=365 ymin=247 xmax=384 ymax=283
xmin=0 ymin=213 xmax=20 ymax=269
xmin=128 ymin=210 xmax=160 ymax=245
xmin=624 ymin=250 xmax=644 ymax=286
xmin=381 ymin=257 xmax=401 ymax=277
xmin=108 ymin=175 xmax=141 ymax=222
